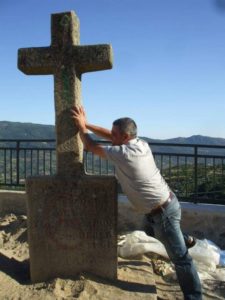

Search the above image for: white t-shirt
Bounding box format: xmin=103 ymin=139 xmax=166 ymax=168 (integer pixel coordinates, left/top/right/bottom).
xmin=103 ymin=138 xmax=170 ymax=213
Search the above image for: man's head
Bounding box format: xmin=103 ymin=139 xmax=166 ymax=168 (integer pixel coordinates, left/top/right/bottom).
xmin=111 ymin=117 xmax=137 ymax=145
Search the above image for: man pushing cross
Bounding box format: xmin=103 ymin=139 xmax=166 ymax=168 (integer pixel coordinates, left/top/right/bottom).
xmin=72 ymin=105 xmax=202 ymax=300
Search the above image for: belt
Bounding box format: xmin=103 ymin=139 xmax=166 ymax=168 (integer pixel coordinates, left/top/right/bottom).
xmin=149 ymin=192 xmax=174 ymax=216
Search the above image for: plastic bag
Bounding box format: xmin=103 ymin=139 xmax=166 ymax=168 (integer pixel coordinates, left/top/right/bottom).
xmin=118 ymin=231 xmax=168 ymax=258
xmin=204 ymin=239 xmax=225 ymax=267
xmin=118 ymin=231 xmax=225 ymax=282
xmin=118 ymin=231 xmax=222 ymax=269
xmin=189 ymin=239 xmax=220 ymax=271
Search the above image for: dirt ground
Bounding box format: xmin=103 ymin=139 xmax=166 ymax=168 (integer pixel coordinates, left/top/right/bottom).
xmin=0 ymin=214 xmax=224 ymax=300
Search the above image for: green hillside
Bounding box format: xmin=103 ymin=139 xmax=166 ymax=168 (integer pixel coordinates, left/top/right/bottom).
xmin=0 ymin=121 xmax=55 ymax=139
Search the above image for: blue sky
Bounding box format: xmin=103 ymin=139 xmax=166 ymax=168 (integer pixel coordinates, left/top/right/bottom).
xmin=1 ymin=0 xmax=225 ymax=139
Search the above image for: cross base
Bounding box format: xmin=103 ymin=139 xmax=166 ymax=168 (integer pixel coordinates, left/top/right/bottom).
xmin=26 ymin=175 xmax=117 ymax=283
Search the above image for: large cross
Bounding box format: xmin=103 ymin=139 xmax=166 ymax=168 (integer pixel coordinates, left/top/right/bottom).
xmin=18 ymin=11 xmax=117 ymax=283
xmin=18 ymin=11 xmax=113 ymax=176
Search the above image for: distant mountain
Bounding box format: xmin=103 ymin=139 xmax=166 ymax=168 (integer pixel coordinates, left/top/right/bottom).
xmin=142 ymin=135 xmax=225 ymax=156
xmin=0 ymin=121 xmax=55 ymax=140
xmin=142 ymin=135 xmax=225 ymax=146
xmin=0 ymin=121 xmax=225 ymax=150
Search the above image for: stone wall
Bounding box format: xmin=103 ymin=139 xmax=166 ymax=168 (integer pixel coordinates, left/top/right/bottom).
xmin=0 ymin=190 xmax=224 ymax=248
xmin=181 ymin=202 xmax=225 ymax=249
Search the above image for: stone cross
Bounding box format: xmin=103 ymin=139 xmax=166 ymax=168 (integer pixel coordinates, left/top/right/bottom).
xmin=18 ymin=11 xmax=117 ymax=283
xmin=18 ymin=11 xmax=113 ymax=176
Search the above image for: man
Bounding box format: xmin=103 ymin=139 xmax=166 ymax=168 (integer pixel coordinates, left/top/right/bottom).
xmin=71 ymin=105 xmax=202 ymax=300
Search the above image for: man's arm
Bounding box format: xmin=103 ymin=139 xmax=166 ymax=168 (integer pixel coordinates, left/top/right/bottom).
xmin=71 ymin=106 xmax=107 ymax=158
xmin=86 ymin=123 xmax=112 ymax=141
xmin=79 ymin=127 xmax=106 ymax=158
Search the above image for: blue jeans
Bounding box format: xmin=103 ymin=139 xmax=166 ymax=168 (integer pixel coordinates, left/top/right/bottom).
xmin=146 ymin=194 xmax=202 ymax=300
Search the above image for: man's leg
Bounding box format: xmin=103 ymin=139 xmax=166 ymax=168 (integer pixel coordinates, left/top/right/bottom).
xmin=147 ymin=195 xmax=202 ymax=300
xmin=144 ymin=221 xmax=196 ymax=249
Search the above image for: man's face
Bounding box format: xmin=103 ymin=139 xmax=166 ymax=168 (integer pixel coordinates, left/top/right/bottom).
xmin=111 ymin=125 xmax=128 ymax=146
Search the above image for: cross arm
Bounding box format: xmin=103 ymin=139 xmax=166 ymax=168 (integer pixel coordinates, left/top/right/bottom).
xmin=18 ymin=47 xmax=54 ymax=75
xmin=74 ymin=44 xmax=113 ymax=74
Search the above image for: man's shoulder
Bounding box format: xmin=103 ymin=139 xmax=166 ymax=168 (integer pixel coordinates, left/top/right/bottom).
xmin=128 ymin=138 xmax=150 ymax=149
xmin=103 ymin=144 xmax=124 ymax=156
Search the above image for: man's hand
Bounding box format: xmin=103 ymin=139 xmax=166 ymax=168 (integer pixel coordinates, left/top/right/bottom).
xmin=71 ymin=105 xmax=87 ymax=131
xmin=70 ymin=105 xmax=106 ymax=158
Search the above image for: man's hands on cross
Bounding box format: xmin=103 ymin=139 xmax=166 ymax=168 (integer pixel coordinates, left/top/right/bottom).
xmin=71 ymin=105 xmax=87 ymax=131
xmin=71 ymin=105 xmax=107 ymax=158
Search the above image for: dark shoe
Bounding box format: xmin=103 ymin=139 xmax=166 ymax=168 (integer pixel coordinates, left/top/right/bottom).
xmin=186 ymin=236 xmax=197 ymax=249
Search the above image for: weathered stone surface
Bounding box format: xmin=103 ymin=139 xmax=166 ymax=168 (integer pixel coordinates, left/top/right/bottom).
xmin=18 ymin=11 xmax=116 ymax=283
xmin=18 ymin=11 xmax=113 ymax=176
xmin=26 ymin=175 xmax=117 ymax=282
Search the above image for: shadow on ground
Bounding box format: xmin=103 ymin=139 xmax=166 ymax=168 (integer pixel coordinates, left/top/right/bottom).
xmin=0 ymin=253 xmax=30 ymax=284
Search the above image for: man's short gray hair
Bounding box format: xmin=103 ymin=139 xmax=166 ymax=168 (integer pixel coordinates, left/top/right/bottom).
xmin=113 ymin=117 xmax=137 ymax=138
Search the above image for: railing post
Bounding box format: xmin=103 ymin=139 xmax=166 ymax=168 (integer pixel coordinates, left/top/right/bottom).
xmin=16 ymin=140 xmax=20 ymax=186
xmin=194 ymin=145 xmax=198 ymax=203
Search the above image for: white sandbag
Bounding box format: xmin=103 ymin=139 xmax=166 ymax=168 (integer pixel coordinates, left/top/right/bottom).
xmin=118 ymin=230 xmax=168 ymax=258
xmin=118 ymin=231 xmax=221 ymax=271
xmin=204 ymin=239 xmax=225 ymax=267
xmin=189 ymin=239 xmax=220 ymax=271
xmin=118 ymin=231 xmax=225 ymax=283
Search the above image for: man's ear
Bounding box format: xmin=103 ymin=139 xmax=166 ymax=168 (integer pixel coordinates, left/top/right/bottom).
xmin=123 ymin=133 xmax=130 ymax=143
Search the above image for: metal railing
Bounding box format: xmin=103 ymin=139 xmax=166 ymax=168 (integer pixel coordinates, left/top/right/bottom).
xmin=0 ymin=139 xmax=225 ymax=204
xmin=0 ymin=139 xmax=56 ymax=187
